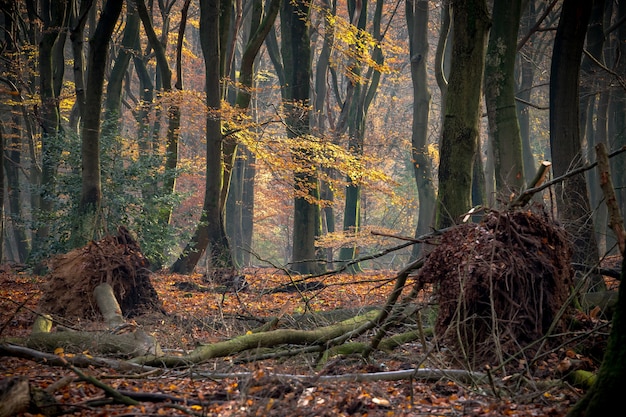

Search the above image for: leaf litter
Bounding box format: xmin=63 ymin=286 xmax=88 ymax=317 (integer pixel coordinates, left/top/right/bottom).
xmin=0 ymin=260 xmax=612 ymax=416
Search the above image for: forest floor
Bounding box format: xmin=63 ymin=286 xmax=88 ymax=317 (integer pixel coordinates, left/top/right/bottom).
xmin=0 ymin=264 xmax=612 ymax=417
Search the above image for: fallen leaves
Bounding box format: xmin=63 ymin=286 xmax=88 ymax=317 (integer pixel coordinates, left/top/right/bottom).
xmin=0 ymin=266 xmax=599 ymax=416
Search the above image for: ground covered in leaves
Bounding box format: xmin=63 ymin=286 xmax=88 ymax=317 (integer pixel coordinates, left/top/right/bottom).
xmin=0 ymin=263 xmax=613 ymax=416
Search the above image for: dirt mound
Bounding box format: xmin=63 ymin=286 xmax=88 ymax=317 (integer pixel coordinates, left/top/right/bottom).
xmin=38 ymin=227 xmax=164 ymax=321
xmin=414 ymin=206 xmax=573 ymax=367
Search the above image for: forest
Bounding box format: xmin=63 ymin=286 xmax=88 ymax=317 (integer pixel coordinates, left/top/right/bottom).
xmin=1 ymin=0 xmax=626 ymax=416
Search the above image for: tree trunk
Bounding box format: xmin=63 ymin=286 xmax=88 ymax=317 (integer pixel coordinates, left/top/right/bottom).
xmin=610 ymin=1 xmax=626 ymax=215
xmin=406 ymin=0 xmax=436 ymax=259
xmin=339 ymin=0 xmax=385 ymax=271
xmin=436 ymin=0 xmax=490 ymax=228
xmin=224 ymin=0 xmax=280 ymax=266
xmin=567 ymin=255 xmax=626 ymax=416
xmin=485 ymin=0 xmax=525 ymax=196
xmin=34 ymin=0 xmax=67 ymax=253
xmin=315 ymin=0 xmax=337 ymax=265
xmin=69 ymin=0 xmax=91 ymax=133
xmin=516 ymin=0 xmax=537 ymax=183
xmin=136 ymin=0 xmax=181 ymax=232
xmin=281 ymin=0 xmax=325 ymax=275
xmin=74 ymin=0 xmax=123 ymax=246
xmin=171 ymin=0 xmax=233 ymax=275
xmin=549 ymin=0 xmax=603 ymax=289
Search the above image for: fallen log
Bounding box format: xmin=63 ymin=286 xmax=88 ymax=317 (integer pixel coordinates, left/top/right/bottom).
xmin=134 ymin=310 xmax=380 ymax=367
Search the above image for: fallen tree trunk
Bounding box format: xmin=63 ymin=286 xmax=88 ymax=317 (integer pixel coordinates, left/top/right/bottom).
xmin=17 ymin=328 xmax=161 ymax=357
xmin=134 ymin=310 xmax=380 ymax=367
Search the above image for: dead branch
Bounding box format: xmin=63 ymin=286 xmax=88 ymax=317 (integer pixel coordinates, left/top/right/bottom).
xmin=512 ymin=146 xmax=626 ymax=207
xmin=596 ymin=142 xmax=626 ymax=254
xmin=191 ymin=368 xmax=487 ymax=384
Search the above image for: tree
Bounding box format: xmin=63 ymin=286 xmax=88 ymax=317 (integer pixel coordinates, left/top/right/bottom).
xmin=549 ymin=0 xmax=603 ymax=290
xmin=406 ymin=0 xmax=435 ymax=259
xmin=484 ymin=0 xmax=524 ymax=196
xmin=281 ymin=0 xmax=325 ymax=275
xmin=436 ymin=0 xmax=490 ymax=228
xmin=33 ymin=0 xmax=68 ymax=255
xmin=171 ymin=0 xmax=233 ymax=275
xmin=226 ymin=0 xmax=280 ymax=268
xmin=336 ymin=0 xmax=386 ymax=271
xmin=74 ymin=0 xmax=123 ymax=245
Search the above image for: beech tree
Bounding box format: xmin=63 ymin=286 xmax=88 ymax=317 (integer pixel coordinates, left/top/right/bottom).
xmin=406 ymin=0 xmax=435 ymax=259
xmin=171 ymin=0 xmax=232 ymax=275
xmin=33 ymin=0 xmax=68 ymax=254
xmin=74 ymin=0 xmax=123 ymax=245
xmin=280 ymin=0 xmax=325 ymax=274
xmin=436 ymin=0 xmax=490 ymax=228
xmin=549 ymin=0 xmax=603 ymax=289
xmin=484 ymin=0 xmax=524 ymax=196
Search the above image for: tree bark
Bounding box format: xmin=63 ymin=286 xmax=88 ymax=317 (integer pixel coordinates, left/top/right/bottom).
xmin=171 ymin=0 xmax=234 ymax=275
xmin=485 ymin=0 xmax=524 ymax=196
xmin=281 ymin=0 xmax=325 ymax=275
xmin=407 ymin=0 xmax=436 ymax=259
xmin=75 ymin=0 xmax=123 ymax=245
xmin=549 ymin=0 xmax=603 ymax=289
xmin=34 ymin=0 xmax=68 ymax=252
xmin=436 ymin=0 xmax=490 ymax=228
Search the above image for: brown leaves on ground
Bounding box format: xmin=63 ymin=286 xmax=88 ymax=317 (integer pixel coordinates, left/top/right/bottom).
xmin=0 ymin=262 xmax=608 ymax=416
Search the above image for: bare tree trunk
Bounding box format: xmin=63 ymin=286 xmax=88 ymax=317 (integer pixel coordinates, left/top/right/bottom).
xmin=407 ymin=0 xmax=435 ymax=259
xmin=485 ymin=0 xmax=525 ymax=196
xmin=281 ymin=0 xmax=325 ymax=275
xmin=171 ymin=0 xmax=233 ymax=275
xmin=34 ymin=0 xmax=67 ymax=253
xmin=549 ymin=0 xmax=603 ymax=290
xmin=436 ymin=0 xmax=490 ymax=228
xmin=74 ymin=0 xmax=123 ymax=245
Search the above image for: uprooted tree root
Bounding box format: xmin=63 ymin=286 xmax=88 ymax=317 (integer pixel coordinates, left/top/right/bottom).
xmin=38 ymin=226 xmax=164 ymax=321
xmin=413 ymin=205 xmax=573 ymax=367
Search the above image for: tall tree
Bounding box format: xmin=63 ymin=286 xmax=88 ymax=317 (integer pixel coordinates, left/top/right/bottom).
xmin=226 ymin=0 xmax=280 ymax=267
xmin=74 ymin=0 xmax=123 ymax=245
xmin=171 ymin=0 xmax=234 ymax=275
xmin=337 ymin=0 xmax=385 ymax=270
xmin=436 ymin=0 xmax=490 ymax=228
xmin=135 ymin=0 xmax=182 ymax=231
xmin=281 ymin=0 xmax=325 ymax=274
xmin=1 ymin=3 xmax=31 ymax=262
xmin=406 ymin=0 xmax=435 ymax=259
xmin=549 ymin=0 xmax=603 ymax=289
xmin=33 ymin=0 xmax=68 ymax=254
xmin=314 ymin=0 xmax=337 ymax=265
xmin=484 ymin=0 xmax=524 ymax=196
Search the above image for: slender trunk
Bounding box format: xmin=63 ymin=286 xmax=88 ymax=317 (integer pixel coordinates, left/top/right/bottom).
xmin=75 ymin=0 xmax=123 ymax=245
xmin=171 ymin=0 xmax=233 ymax=275
xmin=407 ymin=0 xmax=435 ymax=259
xmin=549 ymin=0 xmax=603 ymax=289
xmin=35 ymin=0 xmax=67 ymax=252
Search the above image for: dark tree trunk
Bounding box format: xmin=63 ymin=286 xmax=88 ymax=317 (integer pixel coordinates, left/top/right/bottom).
xmin=35 ymin=0 xmax=67 ymax=252
xmin=567 ymin=254 xmax=626 ymax=416
xmin=74 ymin=0 xmax=123 ymax=245
xmin=171 ymin=0 xmax=233 ymax=275
xmin=549 ymin=0 xmax=603 ymax=289
xmin=406 ymin=0 xmax=436 ymax=259
xmin=485 ymin=0 xmax=524 ymax=195
xmin=281 ymin=0 xmax=325 ymax=275
xmin=436 ymin=0 xmax=490 ymax=228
